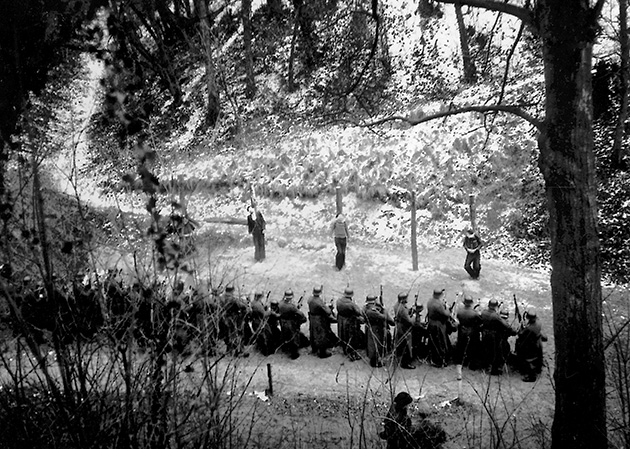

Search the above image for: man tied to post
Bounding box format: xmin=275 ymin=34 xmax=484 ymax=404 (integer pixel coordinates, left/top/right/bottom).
xmin=462 ymin=227 xmax=483 ymax=280
xmin=247 ymin=203 xmax=266 ymax=262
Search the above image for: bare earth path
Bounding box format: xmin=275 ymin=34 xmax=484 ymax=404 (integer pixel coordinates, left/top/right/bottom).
xmin=166 ymin=233 xmax=557 ymax=448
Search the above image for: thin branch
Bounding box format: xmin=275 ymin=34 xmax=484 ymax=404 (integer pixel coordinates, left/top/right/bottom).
xmin=496 ymin=21 xmax=525 ymax=106
xmin=360 ymin=104 xmax=543 ymax=130
xmin=435 ymin=0 xmax=532 ymax=25
xmin=342 ymin=1 xmax=380 ymax=97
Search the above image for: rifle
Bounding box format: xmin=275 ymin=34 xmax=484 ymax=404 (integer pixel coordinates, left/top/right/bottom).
xmin=513 ymin=294 xmax=522 ymax=324
xmin=447 ymin=300 xmax=458 ymax=333
xmin=379 ymin=285 xmax=384 ymax=308
xmin=297 ymin=291 xmax=305 ymax=309
xmin=413 ymin=291 xmax=419 ymax=316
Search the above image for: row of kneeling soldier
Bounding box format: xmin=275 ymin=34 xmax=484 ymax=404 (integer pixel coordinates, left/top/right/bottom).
xmin=211 ymin=284 xmax=547 ymax=382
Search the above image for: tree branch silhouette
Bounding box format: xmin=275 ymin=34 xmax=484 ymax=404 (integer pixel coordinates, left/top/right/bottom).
xmin=436 ymin=0 xmax=532 ymax=25
xmin=360 ymin=104 xmax=542 ymax=130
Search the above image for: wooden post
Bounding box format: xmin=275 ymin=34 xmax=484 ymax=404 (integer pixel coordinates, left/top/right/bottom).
xmin=410 ymin=191 xmax=418 ymax=271
xmin=469 ymin=193 xmax=477 ymax=231
xmin=335 ymin=185 xmax=343 ymax=216
xmin=266 ymin=363 xmax=273 ymax=396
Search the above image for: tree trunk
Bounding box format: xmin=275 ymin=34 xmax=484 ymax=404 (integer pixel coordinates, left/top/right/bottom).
xmin=613 ymin=0 xmax=629 ymax=169
xmin=241 ymin=0 xmax=256 ymax=98
xmin=195 ymin=0 xmax=220 ymax=127
xmin=292 ymin=0 xmax=316 ymax=70
xmin=287 ymin=9 xmax=299 ymax=92
xmin=537 ymin=2 xmax=606 ymax=448
xmin=454 ymin=0 xmax=477 ymax=83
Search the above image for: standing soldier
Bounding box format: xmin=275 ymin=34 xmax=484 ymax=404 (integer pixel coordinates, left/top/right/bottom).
xmin=411 ymin=299 xmax=428 ymax=362
xmin=221 ymin=284 xmax=250 ymax=356
xmin=247 ymin=204 xmax=266 ymax=262
xmin=394 ymin=292 xmax=417 ymax=369
xmin=307 ymin=286 xmax=337 ymax=358
xmin=266 ymin=298 xmax=282 ymax=354
xmin=426 ymin=288 xmax=452 ymax=368
xmin=480 ymin=299 xmax=516 ymax=375
xmin=336 ymin=288 xmax=365 ymax=361
xmin=250 ymin=291 xmax=275 ymax=356
xmin=330 ymin=214 xmax=349 ymax=270
xmin=463 ymin=227 xmax=483 ymax=279
xmin=364 ymin=295 xmax=394 ymax=368
xmin=515 ymin=309 xmax=548 ymax=382
xmin=455 ymin=294 xmax=482 ymax=377
xmin=278 ymin=290 xmax=307 ymax=359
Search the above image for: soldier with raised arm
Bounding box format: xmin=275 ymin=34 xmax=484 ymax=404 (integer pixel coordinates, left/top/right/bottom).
xmin=480 ymin=299 xmax=517 ymax=375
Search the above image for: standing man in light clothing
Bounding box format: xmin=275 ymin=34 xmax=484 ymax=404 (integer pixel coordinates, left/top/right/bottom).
xmin=330 ymin=214 xmax=349 ymax=270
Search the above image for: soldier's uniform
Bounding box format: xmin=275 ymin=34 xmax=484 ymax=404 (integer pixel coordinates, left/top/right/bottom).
xmin=308 ymin=286 xmax=337 ymax=358
xmin=426 ymin=288 xmax=452 ymax=367
xmin=221 ymin=285 xmax=250 ymax=356
xmin=480 ymin=299 xmax=516 ymax=375
xmin=336 ymin=288 xmax=365 ymax=361
xmin=394 ymin=292 xmax=416 ymax=369
xmin=278 ymin=290 xmax=307 ymax=359
xmin=455 ymin=295 xmax=482 ymax=369
xmin=515 ymin=309 xmax=547 ymax=382
xmin=250 ymin=291 xmax=275 ymax=356
xmin=364 ymin=295 xmax=394 ymax=367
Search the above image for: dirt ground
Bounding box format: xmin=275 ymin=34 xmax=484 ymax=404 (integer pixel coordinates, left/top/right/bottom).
xmin=164 ymin=224 xmax=557 ymax=449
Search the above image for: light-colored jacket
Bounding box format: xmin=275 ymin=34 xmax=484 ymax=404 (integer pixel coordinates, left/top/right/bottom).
xmin=331 ymin=216 xmax=349 ymax=238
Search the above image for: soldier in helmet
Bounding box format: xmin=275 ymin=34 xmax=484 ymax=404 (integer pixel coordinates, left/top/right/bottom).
xmin=250 ymin=290 xmax=274 ymax=355
xmin=220 ymin=284 xmax=250 ymax=356
xmin=394 ymin=292 xmax=417 ymax=369
xmin=455 ymin=294 xmax=482 ymax=374
xmin=426 ymin=288 xmax=452 ymax=368
xmin=336 ymin=287 xmax=365 ymax=361
xmin=364 ymin=294 xmax=394 ymax=367
xmin=480 ymin=299 xmax=516 ymax=375
xmin=278 ymin=289 xmax=307 ymax=359
xmin=515 ymin=309 xmax=548 ymax=382
xmin=308 ymin=285 xmax=338 ymax=358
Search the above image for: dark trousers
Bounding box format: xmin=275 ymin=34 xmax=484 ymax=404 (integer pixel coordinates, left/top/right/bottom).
xmin=253 ymin=231 xmax=265 ymax=261
xmin=334 ymin=237 xmax=347 ymax=269
xmin=464 ymin=251 xmax=481 ymax=279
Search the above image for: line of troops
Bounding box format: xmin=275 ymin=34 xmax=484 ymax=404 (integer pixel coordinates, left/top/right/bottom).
xmin=215 ymin=284 xmax=548 ymax=383
xmin=1 ymin=265 xmax=547 ymax=383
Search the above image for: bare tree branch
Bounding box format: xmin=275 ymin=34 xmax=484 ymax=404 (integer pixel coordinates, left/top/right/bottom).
xmin=360 ymin=104 xmax=543 ymax=130
xmin=435 ymin=0 xmax=533 ymax=25
xmin=496 ymin=22 xmax=525 ymax=105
